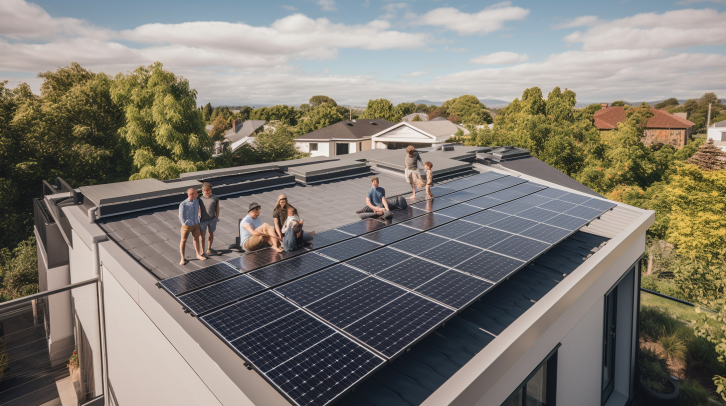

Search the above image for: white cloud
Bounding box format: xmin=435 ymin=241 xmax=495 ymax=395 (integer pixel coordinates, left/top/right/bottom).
xmin=410 ymin=3 xmax=529 ymax=35
xmin=444 ymin=46 xmax=467 ymax=52
xmin=317 ymin=0 xmax=337 ymax=11
xmin=380 ymin=3 xmax=409 ymax=20
xmin=564 ymin=8 xmax=726 ymax=51
xmin=468 ymin=52 xmax=528 ymax=65
xmin=553 ymin=15 xmax=601 ymax=29
xmin=398 ymin=71 xmax=429 ymax=78
xmin=281 ymin=5 xmax=297 ymax=11
xmin=0 ymin=0 xmax=110 ymax=39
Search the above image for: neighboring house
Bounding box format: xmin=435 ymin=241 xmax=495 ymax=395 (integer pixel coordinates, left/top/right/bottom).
xmin=401 ymin=113 xmax=429 ymax=122
xmin=295 ymin=119 xmax=395 ymax=157
xmin=594 ymin=106 xmax=695 ymax=148
xmin=33 ymin=146 xmax=653 ymax=406
xmin=370 ymin=121 xmax=470 ymax=150
xmin=225 ymin=119 xmax=266 ymax=151
xmin=707 ymin=119 xmax=726 ymax=151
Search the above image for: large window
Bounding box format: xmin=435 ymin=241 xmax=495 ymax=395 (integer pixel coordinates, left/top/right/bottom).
xmin=310 ymin=143 xmax=318 ymax=152
xmin=602 ymin=284 xmax=618 ymax=402
xmin=502 ymin=349 xmax=558 ymax=406
xmin=336 ymin=143 xmax=349 ymax=155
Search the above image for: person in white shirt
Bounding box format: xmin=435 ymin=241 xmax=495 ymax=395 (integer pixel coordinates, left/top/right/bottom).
xmin=239 ymin=202 xmax=283 ymax=252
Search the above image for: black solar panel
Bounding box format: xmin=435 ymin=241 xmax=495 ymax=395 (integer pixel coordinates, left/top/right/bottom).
xmin=226 ymin=248 xmax=302 ymax=273
xmin=538 ymin=199 xmax=579 ymax=213
xmin=460 ymin=227 xmax=515 ymax=249
xmin=464 ymin=196 xmax=502 ymax=210
xmin=317 ymin=238 xmax=382 ymax=261
xmin=390 ymin=233 xmax=450 ymax=255
xmin=411 ymin=198 xmax=458 ymax=212
xmin=201 ymin=291 xmax=297 ymax=341
xmin=488 ymin=235 xmax=550 ymax=261
xmin=515 ymin=207 xmax=560 ymax=222
xmin=564 ymin=205 xmax=607 ymax=220
xmin=490 ymin=200 xmax=535 ymax=215
xmin=248 ymin=253 xmax=336 ymax=287
xmin=265 ymin=333 xmax=384 ymax=406
xmin=178 ymin=274 xmax=266 ymax=315
xmin=455 ymin=251 xmax=525 ymax=282
xmin=306 ymin=278 xmax=406 ymax=328
xmin=376 ymin=257 xmax=449 ymax=289
xmin=417 ymin=240 xmax=483 ymax=267
xmin=160 ymin=262 xmax=240 ymax=295
xmin=558 ymin=192 xmax=591 ymax=204
xmin=310 ymin=229 xmax=352 ymax=249
xmin=428 ymin=220 xmax=481 ymax=239
xmin=524 ymin=223 xmax=573 ymax=244
xmin=390 ymin=206 xmax=427 ymax=224
xmin=444 ymin=190 xmax=480 ymax=202
xmin=533 ymin=188 xmax=568 ymax=199
xmin=362 ymin=224 xmax=420 ymax=245
xmin=336 ymin=219 xmax=387 ymax=236
xmin=436 ymin=204 xmax=482 ymax=218
xmin=415 ymin=270 xmax=493 ymax=309
xmin=487 ymin=216 xmax=539 ymax=234
xmin=463 ymin=210 xmax=510 ymax=226
xmin=401 ymin=213 xmax=454 ymax=231
xmin=275 ymin=264 xmax=368 ymax=307
xmin=543 ymin=213 xmax=589 ymax=231
xmin=514 ymin=195 xmax=554 ymax=207
xmin=345 ymin=248 xmax=413 ymax=273
xmin=343 ymin=293 xmax=454 ymax=358
xmin=580 ymin=198 xmax=616 ymax=211
xmin=487 ymin=186 xmax=538 ymax=201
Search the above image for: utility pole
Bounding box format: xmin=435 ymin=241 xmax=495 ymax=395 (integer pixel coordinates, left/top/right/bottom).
xmin=706 ymin=103 xmax=712 ymax=129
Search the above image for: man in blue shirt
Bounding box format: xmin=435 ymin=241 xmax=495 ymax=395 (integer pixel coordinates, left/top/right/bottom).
xmin=178 ymin=188 xmax=207 ymax=265
xmin=356 ymin=177 xmax=406 ymax=219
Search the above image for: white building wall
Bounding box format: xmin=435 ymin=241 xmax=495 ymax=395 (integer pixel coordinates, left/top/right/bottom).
xmin=707 ymin=127 xmax=726 ymax=151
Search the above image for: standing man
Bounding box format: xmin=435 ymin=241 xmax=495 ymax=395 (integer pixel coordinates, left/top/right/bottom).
xmin=240 ymin=203 xmax=284 ymax=253
xmin=199 ymin=182 xmax=220 ymax=256
xmin=404 ymin=145 xmax=424 ymax=200
xmin=178 ymin=188 xmax=207 ymax=265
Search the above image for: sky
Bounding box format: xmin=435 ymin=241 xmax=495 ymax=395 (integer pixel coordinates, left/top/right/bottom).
xmin=1 ymin=0 xmax=726 ymax=106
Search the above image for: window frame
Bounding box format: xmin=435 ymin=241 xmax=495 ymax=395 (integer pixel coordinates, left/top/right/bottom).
xmin=501 ymin=344 xmax=559 ymax=406
xmin=602 ymin=283 xmax=618 ymax=402
xmin=309 ymin=143 xmax=318 ymax=152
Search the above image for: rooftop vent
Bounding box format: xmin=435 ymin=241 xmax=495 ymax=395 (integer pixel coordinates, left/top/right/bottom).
xmin=476 ymin=146 xmax=531 ymax=165
xmin=346 ymin=123 xmax=354 ymax=126
xmin=371 ymin=122 xmax=378 ymax=125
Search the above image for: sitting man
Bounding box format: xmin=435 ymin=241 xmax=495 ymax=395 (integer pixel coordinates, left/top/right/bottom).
xmin=240 ymin=202 xmax=283 ymax=253
xmin=356 ymin=177 xmax=407 ymax=219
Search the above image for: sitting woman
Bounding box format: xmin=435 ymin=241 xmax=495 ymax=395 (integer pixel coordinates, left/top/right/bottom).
xmin=281 ymin=206 xmax=314 ymax=251
xmin=273 ymin=194 xmax=314 ymax=249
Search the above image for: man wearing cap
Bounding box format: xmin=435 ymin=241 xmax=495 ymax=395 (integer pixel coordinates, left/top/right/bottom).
xmin=240 ymin=202 xmax=284 ymax=253
xmin=179 ymin=188 xmax=207 ymax=265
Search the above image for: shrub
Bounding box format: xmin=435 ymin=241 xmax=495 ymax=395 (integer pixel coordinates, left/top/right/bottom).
xmin=686 ymin=337 xmax=726 ymax=379
xmin=679 ymin=379 xmax=710 ymax=406
xmin=638 ymin=346 xmax=673 ymax=393
xmin=658 ymin=333 xmax=687 ymax=362
xmin=640 ymin=306 xmax=687 ymax=341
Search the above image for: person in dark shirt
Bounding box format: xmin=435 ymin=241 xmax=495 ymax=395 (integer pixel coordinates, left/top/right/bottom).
xmin=404 ymin=145 xmax=424 ymax=200
xmin=355 ymin=177 xmax=407 ymax=219
xmin=199 ymin=182 xmax=220 ymax=256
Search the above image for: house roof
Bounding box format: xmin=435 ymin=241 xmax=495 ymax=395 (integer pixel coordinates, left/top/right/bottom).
xmin=593 ymin=106 xmax=695 ymax=130
xmin=402 ymin=113 xmax=429 ymax=122
xmin=494 ymin=156 xmax=603 ymax=197
xmin=296 ymin=119 xmax=396 ymax=141
xmin=714 ymin=119 xmax=726 ymax=128
xmin=407 ymin=121 xmax=469 ymax=137
xmin=225 ymin=120 xmax=266 ymax=144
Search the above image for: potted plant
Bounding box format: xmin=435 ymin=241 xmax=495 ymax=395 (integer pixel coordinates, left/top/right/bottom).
xmin=68 ymin=351 xmax=79 ymax=376
xmin=637 ymin=347 xmax=679 ymax=405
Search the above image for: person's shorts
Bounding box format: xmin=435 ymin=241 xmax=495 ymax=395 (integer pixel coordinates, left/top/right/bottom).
xmin=242 ymin=235 xmax=267 ymax=252
xmin=180 ymin=224 xmax=201 ymax=239
xmin=199 ymin=219 xmax=217 ymax=234
xmin=405 ymin=168 xmax=422 ymax=186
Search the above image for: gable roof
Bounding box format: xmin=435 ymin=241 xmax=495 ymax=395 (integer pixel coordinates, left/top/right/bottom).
xmin=295 ymin=119 xmax=395 ymax=141
xmin=224 ymin=120 xmax=266 ymax=144
xmin=593 ymin=106 xmax=695 ymax=130
xmin=714 ymin=119 xmax=726 ymax=128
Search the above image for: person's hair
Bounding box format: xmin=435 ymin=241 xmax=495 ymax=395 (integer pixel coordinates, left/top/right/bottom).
xmin=201 ymin=182 xmax=213 ymax=190
xmin=406 ymin=145 xmax=415 ymax=154
xmin=274 ymin=194 xmax=289 ymax=212
xmin=425 ymin=161 xmax=433 ymax=168
xmin=371 ymin=177 xmax=379 ymax=184
xmin=186 ymin=188 xmax=196 ymax=194
xmin=288 ymin=207 xmax=298 ymax=216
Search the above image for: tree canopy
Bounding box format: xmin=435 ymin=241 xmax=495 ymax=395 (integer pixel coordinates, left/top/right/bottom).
xmin=441 ymin=95 xmax=493 ymax=125
xmin=360 ymin=98 xmax=401 ymax=122
xmin=297 ymin=103 xmax=345 ymax=134
xmin=309 ymin=95 xmax=337 ymax=107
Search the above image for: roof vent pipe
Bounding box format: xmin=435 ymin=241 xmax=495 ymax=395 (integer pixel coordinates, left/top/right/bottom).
xmin=88 ymin=207 xmax=97 ymax=223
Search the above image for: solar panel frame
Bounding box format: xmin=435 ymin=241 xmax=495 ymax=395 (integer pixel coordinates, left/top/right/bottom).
xmin=487 ymin=216 xmax=539 ymax=234
xmin=201 ymin=291 xmax=298 ymax=341
xmin=523 ymin=223 xmax=574 ymax=244
xmin=557 ymin=192 xmax=592 ymax=204
xmin=533 ymin=188 xmax=569 ymax=199
xmin=247 ymin=253 xmax=337 ymax=287
xmin=464 ymin=196 xmax=503 ymax=210
xmin=177 ymin=274 xmax=267 ymax=316
xmin=414 ymin=270 xmax=494 ymax=309
xmin=458 ymin=226 xmax=515 ymax=250
xmin=488 ymin=235 xmax=551 ymax=262
xmin=317 ymin=238 xmax=383 ymax=262
xmin=542 ymin=213 xmax=590 ymax=231
xmin=312 ymin=229 xmax=354 ymax=249
xmin=390 ymin=232 xmax=450 ymax=255
xmin=462 ymin=210 xmax=511 ymax=226
xmin=417 ymin=240 xmax=484 ymax=268
xmin=275 ymin=264 xmax=369 ymax=307
xmin=375 ymin=257 xmax=449 ymax=290
xmin=428 ymin=220 xmax=481 ymax=239
xmin=454 ymin=251 xmax=526 ymax=283
xmin=515 ymin=207 xmax=560 ymax=223
xmin=436 ymin=204 xmax=482 ymax=218
xmin=580 ymin=198 xmax=617 ymax=211
xmin=159 ymin=262 xmax=240 ymax=296
xmin=564 ymin=205 xmax=608 ymax=220
xmin=345 ymin=247 xmax=413 ymax=274
xmin=537 ymin=199 xmax=579 ymax=213
xmin=361 ymin=224 xmax=420 ymax=245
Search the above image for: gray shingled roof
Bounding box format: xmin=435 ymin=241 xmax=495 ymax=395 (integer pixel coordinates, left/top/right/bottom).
xmin=495 ymin=156 xmax=602 ymax=197
xmin=296 ymin=119 xmax=395 ymax=141
xmin=225 ymin=120 xmax=266 ymax=144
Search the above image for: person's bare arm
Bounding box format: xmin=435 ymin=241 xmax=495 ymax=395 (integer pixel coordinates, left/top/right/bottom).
xmin=243 ymin=223 xmax=261 ymax=237
xmin=381 ymin=195 xmax=390 ymax=211
xmin=216 ymin=199 xmax=220 ymax=219
xmin=366 ymin=197 xmax=385 ymax=214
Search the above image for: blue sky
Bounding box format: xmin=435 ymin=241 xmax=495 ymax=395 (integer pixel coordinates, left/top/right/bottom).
xmin=2 ymin=0 xmax=725 ymax=106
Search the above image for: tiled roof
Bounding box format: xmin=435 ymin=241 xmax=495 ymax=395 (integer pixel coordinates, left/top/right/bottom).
xmin=714 ymin=119 xmax=726 ymax=128
xmin=296 ymin=119 xmax=395 ymax=141
xmin=593 ymin=106 xmax=695 ymax=130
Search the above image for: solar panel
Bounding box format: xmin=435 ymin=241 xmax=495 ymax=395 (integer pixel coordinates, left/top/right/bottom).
xmin=542 ymin=213 xmax=589 ymax=231
xmin=444 ymin=190 xmax=480 ymax=202
xmin=230 ymin=310 xmax=337 ymax=373
xmin=390 ymin=233 xmax=449 ymax=255
xmin=462 ymin=210 xmax=510 ymax=226
xmin=558 ymin=192 xmax=591 ymax=204
xmin=415 ymin=270 xmax=493 ymax=309
xmin=306 ymin=277 xmax=407 ymax=328
xmin=428 ymin=220 xmax=481 ymax=239
xmin=487 ymin=216 xmax=539 ymax=234
xmin=345 ymin=248 xmax=413 ymax=273
xmin=487 ymin=186 xmax=539 ymax=201
xmin=336 ymin=219 xmax=387 ymax=236
xmin=362 ymin=224 xmax=420 ymax=245
xmin=275 ymin=264 xmax=368 ymax=307
xmin=515 ymin=207 xmax=560 ymax=223
xmin=411 ymin=198 xmax=459 ymax=212
xmin=390 ymin=206 xmax=427 ymax=224
xmin=436 ymin=204 xmax=482 ymax=218
xmin=265 ymin=333 xmax=384 ymax=406
xmin=317 ymin=238 xmax=382 ymax=261
xmin=226 ymin=249 xmax=300 ymax=273
xmin=460 ymin=227 xmax=515 ymax=249
xmin=523 ymin=223 xmax=573 ymax=244
xmin=343 ymin=293 xmax=454 ymax=358
xmin=248 ymin=253 xmax=336 ymax=287
xmin=489 ymin=200 xmax=535 ymax=215
xmin=455 ymin=251 xmax=525 ymax=282
xmin=312 ymin=229 xmax=353 ymax=248
xmin=401 ymin=213 xmax=454 ymax=231
xmin=417 ymin=240 xmax=483 ymax=268
xmin=464 ymin=196 xmax=503 ymax=210
xmin=376 ymin=257 xmax=449 ymax=289
xmin=538 ymin=199 xmax=579 ymax=213
xmin=201 ymin=291 xmax=297 ymax=341
xmin=488 ymin=235 xmax=550 ymax=262
xmin=580 ymin=198 xmax=617 ymax=211
xmin=564 ymin=205 xmax=607 ymax=220
xmin=533 ymin=188 xmax=569 ymax=199
xmin=159 ymin=262 xmax=240 ymax=295
xmin=178 ymin=274 xmax=266 ymax=316
xmin=514 ymin=195 xmax=554 ymax=207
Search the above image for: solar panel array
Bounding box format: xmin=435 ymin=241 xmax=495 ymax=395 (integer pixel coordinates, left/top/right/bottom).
xmin=158 ymin=170 xmax=616 ymax=406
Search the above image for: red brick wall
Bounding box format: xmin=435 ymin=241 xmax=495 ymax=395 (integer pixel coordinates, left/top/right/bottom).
xmin=643 ymin=129 xmax=686 ymax=148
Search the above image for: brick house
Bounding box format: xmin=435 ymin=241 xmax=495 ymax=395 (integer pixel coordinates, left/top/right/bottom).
xmin=594 ymin=106 xmax=695 ymax=148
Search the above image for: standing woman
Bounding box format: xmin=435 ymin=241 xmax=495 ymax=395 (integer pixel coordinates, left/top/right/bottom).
xmin=404 ymin=145 xmax=424 ymax=200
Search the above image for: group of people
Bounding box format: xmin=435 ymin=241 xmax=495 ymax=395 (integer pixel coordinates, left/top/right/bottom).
xmin=177 ymin=145 xmax=433 ymax=264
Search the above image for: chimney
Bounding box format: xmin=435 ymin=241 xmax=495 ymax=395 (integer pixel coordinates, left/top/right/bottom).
xmin=233 ymin=118 xmax=242 ymax=131
xmin=601 ymin=103 xmax=608 ymax=109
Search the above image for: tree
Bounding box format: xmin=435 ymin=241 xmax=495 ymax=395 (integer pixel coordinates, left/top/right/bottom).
xmin=395 ymin=102 xmax=415 ymax=118
xmin=415 ymin=103 xmax=429 ymax=113
xmin=111 ymin=62 xmax=211 ymax=180
xmin=428 ymin=107 xmax=447 ymax=120
xmin=654 ymin=98 xmax=679 ymax=110
xmin=209 ymin=116 xmax=229 ymax=141
xmin=202 ymin=103 xmax=213 ymax=121
xmin=309 ymin=95 xmax=337 ymax=107
xmin=254 ymin=125 xmax=307 ymax=162
xmin=0 ymin=236 xmax=38 ymax=301
xmin=448 ymin=114 xmax=460 ymax=124
xmin=250 ymin=105 xmax=299 ymax=126
xmin=360 ymin=99 xmax=401 ymax=122
xmin=298 ymin=104 xmax=345 ymax=134
xmin=412 ymin=114 xmax=423 ymax=122
xmin=238 ymin=106 xmax=252 ymax=122
xmin=687 ymin=139 xmax=726 ymax=171
xmin=441 ymin=95 xmax=493 ymax=125
xmin=611 ymin=101 xmax=626 ymax=107
xmin=699 ymin=92 xmax=719 ymax=107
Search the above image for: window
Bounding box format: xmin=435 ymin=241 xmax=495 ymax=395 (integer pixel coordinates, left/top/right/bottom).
xmin=359 ymin=142 xmax=362 ymax=152
xmin=602 ymin=284 xmax=618 ymax=402
xmin=336 ymin=143 xmax=349 ymax=155
xmin=310 ymin=143 xmax=318 ymax=152
xmin=503 ymin=348 xmax=558 ymax=406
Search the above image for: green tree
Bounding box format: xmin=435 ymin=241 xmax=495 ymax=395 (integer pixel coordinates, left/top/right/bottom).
xmin=202 ymin=102 xmax=213 ymax=121
xmin=441 ymin=95 xmax=493 ymax=125
xmin=309 ymin=95 xmax=337 ymax=107
xmin=415 ymin=103 xmax=429 ymax=113
xmin=412 ymin=114 xmax=422 ymax=122
xmin=250 ymin=105 xmax=299 ymax=126
xmin=655 ymin=98 xmax=679 ymax=110
xmin=209 ymin=116 xmax=229 ymax=141
xmin=254 ymin=125 xmax=307 ymax=162
xmin=298 ymin=104 xmax=345 ymax=134
xmin=611 ymin=101 xmax=626 ymax=107
xmin=360 ymin=99 xmax=401 ymax=122
xmin=0 ymin=236 xmax=38 ymax=301
xmin=238 ymin=106 xmax=252 ymax=122
xmin=111 ymin=62 xmax=211 ymax=180
xmin=395 ymin=102 xmax=416 ymax=118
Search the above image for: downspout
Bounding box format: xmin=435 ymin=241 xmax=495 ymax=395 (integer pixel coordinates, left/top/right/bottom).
xmin=88 ymin=207 xmax=110 ymax=405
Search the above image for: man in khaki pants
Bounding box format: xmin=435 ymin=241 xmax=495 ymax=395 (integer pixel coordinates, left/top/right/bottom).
xmin=178 ymin=188 xmax=207 ymax=265
xmin=404 ymin=145 xmax=424 ymax=200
